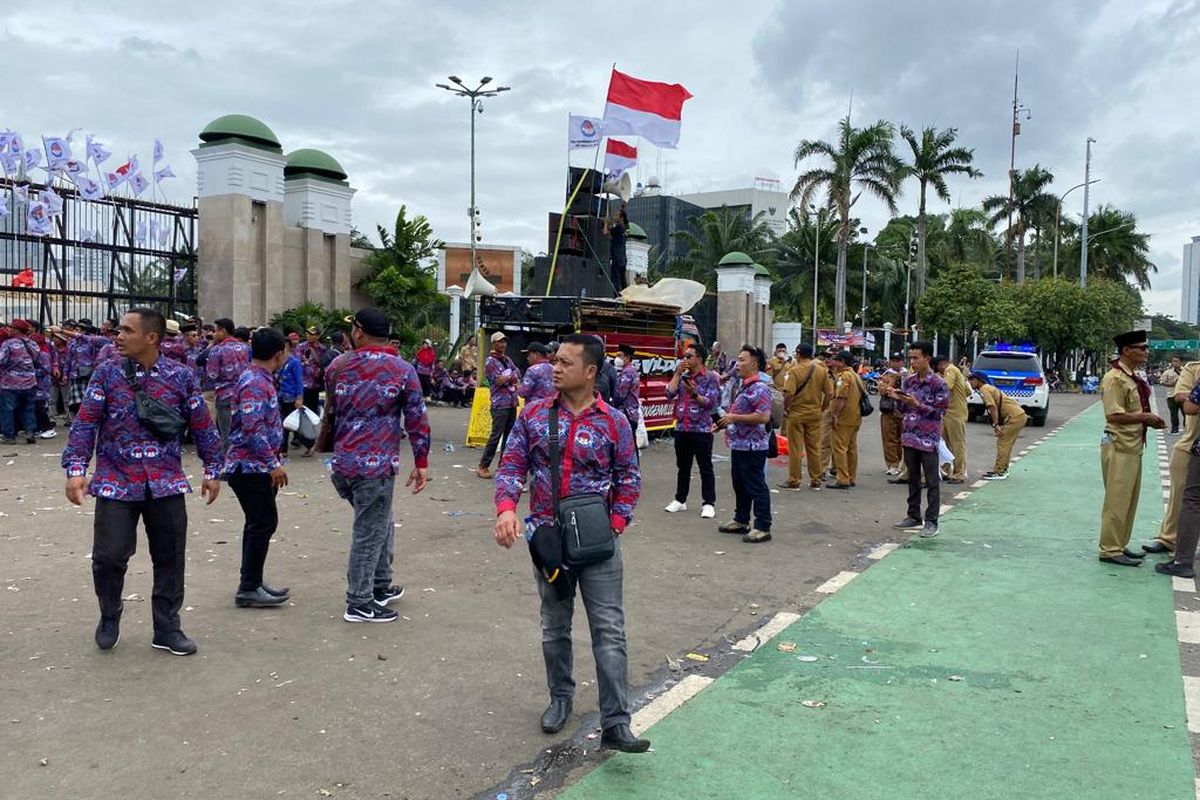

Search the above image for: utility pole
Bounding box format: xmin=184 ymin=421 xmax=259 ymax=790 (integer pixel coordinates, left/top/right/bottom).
xmin=811 ymin=206 xmax=822 ymax=347
xmin=1005 ymin=50 xmax=1030 ymax=282
xmin=1080 ymin=137 xmax=1095 ymax=288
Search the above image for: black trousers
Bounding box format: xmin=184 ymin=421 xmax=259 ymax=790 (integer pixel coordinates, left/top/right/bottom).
xmin=480 ymin=406 xmax=517 ymax=469
xmin=610 ymin=260 xmax=627 ymax=294
xmin=1168 ymin=396 xmax=1181 ymax=432
xmin=302 ymin=387 xmax=322 ymax=416
xmin=227 ymin=471 xmax=279 ymax=591
xmin=904 ymin=446 xmax=941 ymax=524
xmin=93 ymin=494 xmax=188 ymax=633
xmin=674 ymin=430 xmax=716 ymax=505
xmin=731 ymin=449 xmax=771 ymax=531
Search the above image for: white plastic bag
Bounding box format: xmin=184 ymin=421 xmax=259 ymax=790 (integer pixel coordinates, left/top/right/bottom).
xmin=297 ymin=407 xmax=321 ymax=441
xmin=635 ymin=410 xmax=649 ymax=450
xmin=937 ymin=437 xmax=954 ymax=469
xmin=282 ymin=409 xmax=302 ymax=432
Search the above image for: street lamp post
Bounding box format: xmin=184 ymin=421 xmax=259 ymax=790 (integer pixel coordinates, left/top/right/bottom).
xmin=1080 ymin=137 xmax=1095 ymax=287
xmin=861 ymin=237 xmax=873 ymax=357
xmin=435 ymin=76 xmax=511 ymax=278
xmin=1053 ymin=178 xmax=1100 ymax=279
xmin=810 ymin=204 xmax=823 ymax=347
xmin=902 ymin=230 xmax=917 ymax=342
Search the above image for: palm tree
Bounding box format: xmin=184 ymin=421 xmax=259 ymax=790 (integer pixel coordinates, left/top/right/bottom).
xmin=1061 ymin=204 xmax=1156 ymax=290
xmin=981 ymin=165 xmax=1056 ymax=283
xmin=936 ymin=207 xmax=999 ymax=273
xmin=771 ymin=208 xmax=838 ymax=324
xmin=668 ymin=206 xmax=774 ymax=290
xmin=899 ymin=125 xmax=981 ymax=297
xmin=791 ymin=117 xmax=904 ymax=326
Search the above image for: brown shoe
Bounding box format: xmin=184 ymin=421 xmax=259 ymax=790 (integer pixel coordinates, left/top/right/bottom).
xmin=718 ymin=520 xmax=749 ymax=534
xmin=742 ymin=529 xmax=772 ymax=544
xmin=476 ymin=466 xmax=493 ymax=479
xmin=777 ymin=481 xmax=803 ymax=491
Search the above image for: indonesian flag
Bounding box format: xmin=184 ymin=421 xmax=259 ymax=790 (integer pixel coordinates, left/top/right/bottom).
xmin=603 ymin=139 xmax=637 ymax=180
xmin=602 ymin=69 xmax=692 ymax=149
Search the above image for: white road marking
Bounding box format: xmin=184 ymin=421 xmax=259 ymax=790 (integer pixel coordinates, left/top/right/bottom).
xmin=867 ymin=542 xmax=901 ymax=560
xmin=971 ymin=480 xmax=987 ymax=488
xmin=1184 ymin=676 xmax=1200 ymax=734
xmin=630 ymin=674 xmax=715 ymax=736
xmin=1173 ymin=577 xmax=1196 ymax=594
xmin=1176 ymin=610 xmax=1200 ymax=644
xmin=815 ymin=570 xmax=859 ymax=594
xmin=730 ymin=611 xmax=803 ymax=652
xmin=939 ymin=504 xmax=953 ymax=515
xmin=954 ymin=492 xmax=971 ymax=500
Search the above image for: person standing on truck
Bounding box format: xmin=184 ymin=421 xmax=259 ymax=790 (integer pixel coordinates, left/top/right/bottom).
xmin=477 ymin=332 xmax=521 ymax=479
xmin=664 ymin=342 xmax=720 ymax=520
xmin=603 ymin=207 xmax=629 ymax=295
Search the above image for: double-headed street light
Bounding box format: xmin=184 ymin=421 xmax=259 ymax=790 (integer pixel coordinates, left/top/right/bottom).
xmin=809 ymin=203 xmax=824 ymax=347
xmin=435 ymin=76 xmax=511 ymax=276
xmin=1052 ymin=178 xmax=1100 ymax=279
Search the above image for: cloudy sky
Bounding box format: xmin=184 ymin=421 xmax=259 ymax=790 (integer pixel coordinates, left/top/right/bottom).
xmin=4 ymin=0 xmax=1197 ymax=316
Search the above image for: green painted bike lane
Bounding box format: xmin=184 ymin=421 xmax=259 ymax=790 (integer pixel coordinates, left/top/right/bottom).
xmin=560 ymin=404 xmax=1195 ymax=799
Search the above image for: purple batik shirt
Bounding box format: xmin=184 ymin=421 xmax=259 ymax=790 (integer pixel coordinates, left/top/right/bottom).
xmin=221 ymin=364 xmax=283 ymax=475
xmin=665 ymin=367 xmax=720 ymax=432
xmin=160 ymin=337 xmax=190 ymax=366
xmin=485 ymin=353 xmax=520 ymax=410
xmin=206 ymin=338 xmax=251 ymax=404
xmin=494 ymin=394 xmax=640 ymax=531
xmin=614 ymin=362 xmax=641 ymax=428
xmin=899 ymin=370 xmax=950 ymax=452
xmin=518 ymin=360 xmax=556 ymax=403
xmin=62 ymin=355 xmax=222 ymax=500
xmin=64 ymin=334 xmax=108 ymax=380
xmin=727 ymin=376 xmax=772 ymax=451
xmin=0 ymin=337 xmax=40 ymax=390
xmin=327 ymin=346 xmax=431 ymax=478
xmin=295 ymin=341 xmax=327 ymax=390
xmin=96 ymin=341 xmax=119 ymax=366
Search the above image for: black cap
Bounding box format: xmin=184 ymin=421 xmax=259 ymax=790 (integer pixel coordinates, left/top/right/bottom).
xmin=180 ymin=323 xmax=197 ymax=333
xmin=889 ymin=351 xmax=905 ymax=360
xmin=1113 ymin=329 xmax=1148 ymax=349
xmin=832 ymin=350 xmax=853 ymax=364
xmin=523 ymin=341 xmax=551 ymax=355
xmin=617 ymin=343 xmax=636 ymax=358
xmin=350 ymin=307 xmax=391 ymax=338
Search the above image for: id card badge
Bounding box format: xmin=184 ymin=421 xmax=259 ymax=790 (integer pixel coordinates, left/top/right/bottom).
xmin=1100 ymin=430 xmax=1113 ymax=446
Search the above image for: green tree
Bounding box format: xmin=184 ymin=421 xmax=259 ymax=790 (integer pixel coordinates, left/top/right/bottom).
xmin=978 ymin=281 xmax=1026 ymax=344
xmin=1079 ymin=279 xmax=1144 ymax=372
xmin=268 ymin=301 xmax=353 ymax=336
xmin=770 ymin=208 xmax=838 ymax=325
xmin=899 ymin=125 xmax=982 ymax=298
xmin=915 ymin=262 xmax=995 ymax=353
xmin=936 ymin=207 xmax=999 ymax=275
xmin=981 ymin=165 xmax=1056 ymax=283
xmin=357 ymin=206 xmax=447 ymax=345
xmin=791 ymin=116 xmax=905 ymax=326
xmin=667 ymin=206 xmax=774 ymax=290
xmin=1060 ymin=204 xmax=1156 ymax=290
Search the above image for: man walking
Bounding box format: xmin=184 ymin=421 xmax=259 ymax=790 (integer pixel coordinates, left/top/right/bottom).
xmin=1160 ymin=355 xmax=1183 ymax=434
xmin=518 ymin=342 xmax=556 ymax=403
xmin=1097 ymin=329 xmax=1165 ymax=566
xmin=222 ymin=328 xmax=291 ymax=608
xmin=63 ymin=320 xmax=107 ymax=416
xmin=966 ymin=372 xmax=1027 ymax=481
xmin=664 ymin=342 xmax=720 ymax=519
xmin=887 ymin=341 xmax=949 ymax=538
xmin=63 ymin=308 xmax=222 ymax=655
xmin=205 ymin=317 xmax=251 ymax=447
xmin=1143 ymin=357 xmax=1200 ymax=556
xmin=0 ymin=319 xmax=43 ymax=444
xmin=717 ymin=345 xmax=774 ymax=543
xmin=492 ymin=334 xmax=647 ymax=753
xmin=477 ymin=331 xmax=520 ymax=479
xmin=327 ymin=308 xmax=430 ymax=620
xmin=827 ymin=351 xmax=864 ymax=489
xmin=935 ymin=355 xmax=970 ymax=484
xmin=779 ymin=343 xmax=832 ymax=491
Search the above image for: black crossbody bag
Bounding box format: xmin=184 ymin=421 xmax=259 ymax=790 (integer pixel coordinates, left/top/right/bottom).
xmin=543 ymin=403 xmax=616 ymax=567
xmin=123 ymin=358 xmax=187 ymax=442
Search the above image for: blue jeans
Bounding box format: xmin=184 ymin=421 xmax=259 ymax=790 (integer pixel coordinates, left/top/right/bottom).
xmin=331 ymin=473 xmax=396 ymax=606
xmin=0 ymin=388 xmax=36 ymax=439
xmin=536 ymin=542 xmax=631 ymax=730
xmin=731 ymin=448 xmax=771 ymax=531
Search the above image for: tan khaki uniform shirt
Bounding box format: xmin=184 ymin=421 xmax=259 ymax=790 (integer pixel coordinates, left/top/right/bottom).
xmin=1100 ymin=362 xmax=1146 ymax=453
xmin=1173 ymin=362 xmax=1200 ymax=454
xmin=833 ymin=368 xmax=863 ymax=427
xmin=942 ymin=363 xmax=970 ymax=419
xmin=783 ymin=360 xmax=830 ymax=417
xmin=978 ymin=383 xmax=1026 ymax=423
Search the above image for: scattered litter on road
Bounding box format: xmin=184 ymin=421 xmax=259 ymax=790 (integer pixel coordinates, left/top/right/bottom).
xmin=38 ymin=757 xmax=48 ymax=766
xmin=208 ymin=519 xmax=225 ymax=524
xmin=423 ymin=587 xmax=436 ymax=593
xmin=796 ymin=655 xmax=819 ymax=662
xmin=777 ymin=642 xmax=797 ymax=653
xmin=713 ymin=550 xmax=726 ymax=556
xmin=377 ymin=654 xmax=388 ymax=661
xmin=801 ymin=700 xmax=825 ymax=708
xmin=123 ymin=593 xmax=142 ymax=601
xmin=685 ymin=652 xmax=709 ymax=662
xmin=948 ymin=675 xmax=964 ymax=681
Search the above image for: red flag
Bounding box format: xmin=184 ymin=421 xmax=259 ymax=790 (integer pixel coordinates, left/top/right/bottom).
xmin=602 ymin=69 xmax=693 ymax=148
xmin=603 ymin=139 xmax=637 ymax=179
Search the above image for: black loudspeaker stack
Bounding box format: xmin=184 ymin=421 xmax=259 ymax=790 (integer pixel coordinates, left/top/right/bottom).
xmin=542 ymin=167 xmax=618 ymax=297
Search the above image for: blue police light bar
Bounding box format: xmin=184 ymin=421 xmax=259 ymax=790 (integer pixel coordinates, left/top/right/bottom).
xmin=991 ymin=342 xmax=1037 ymax=353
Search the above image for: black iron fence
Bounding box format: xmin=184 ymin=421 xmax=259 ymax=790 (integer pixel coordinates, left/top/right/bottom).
xmin=0 ymin=177 xmax=196 ymax=326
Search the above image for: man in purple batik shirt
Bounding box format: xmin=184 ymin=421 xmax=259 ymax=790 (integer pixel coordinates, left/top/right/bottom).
xmin=205 ymin=317 xmax=251 ymax=448
xmin=716 ymin=345 xmax=773 ymax=543
xmin=0 ymin=319 xmax=44 ymax=444
xmin=63 ymin=307 xmax=222 ymax=657
xmin=518 ymin=342 xmax=556 ymax=403
xmin=327 ymin=308 xmax=430 ymax=623
xmin=477 ymin=331 xmax=520 ymax=479
xmin=613 ymin=343 xmax=642 ymax=436
xmin=887 ymin=340 xmax=949 ymax=538
xmin=664 ymin=341 xmax=720 ymax=519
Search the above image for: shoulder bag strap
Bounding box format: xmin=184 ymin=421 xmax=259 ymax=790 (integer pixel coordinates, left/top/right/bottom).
xmin=548 ymin=403 xmax=561 ymax=517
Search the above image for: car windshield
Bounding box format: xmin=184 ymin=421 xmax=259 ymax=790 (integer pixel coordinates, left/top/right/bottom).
xmin=974 ymin=353 xmax=1042 ymax=374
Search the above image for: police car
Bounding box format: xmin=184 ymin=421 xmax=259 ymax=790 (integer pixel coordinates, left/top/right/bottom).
xmin=966 ymin=346 xmax=1050 ymax=427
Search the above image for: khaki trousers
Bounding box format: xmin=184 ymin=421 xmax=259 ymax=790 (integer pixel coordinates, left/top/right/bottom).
xmin=821 ymin=409 xmax=833 ymax=474
xmin=832 ymin=424 xmax=860 ymax=486
xmin=785 ymin=413 xmax=823 ymax=484
xmin=941 ymin=413 xmax=967 ymax=479
xmin=993 ymin=415 xmax=1026 ymax=473
xmin=1098 ymin=444 xmax=1143 ymax=558
xmin=1156 ymin=446 xmax=1187 ymax=551
xmin=880 ymin=412 xmax=903 ymax=469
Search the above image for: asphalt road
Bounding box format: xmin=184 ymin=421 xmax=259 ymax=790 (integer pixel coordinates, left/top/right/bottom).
xmin=0 ymin=391 xmax=1096 ymax=800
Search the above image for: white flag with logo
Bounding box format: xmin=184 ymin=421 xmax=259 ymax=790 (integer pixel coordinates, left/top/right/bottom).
xmin=41 ymin=188 xmax=63 ymax=216
xmin=27 ymin=201 xmax=52 ymax=236
xmin=75 ymin=176 xmax=104 ymax=201
xmin=153 ymin=138 xmax=164 ymax=163
xmin=129 ymin=172 xmax=150 ymax=196
xmin=154 ymin=164 xmax=176 ymax=183
xmin=568 ymin=115 xmax=604 ymax=150
xmin=0 ymin=194 xmax=8 ymax=219
xmin=44 ymin=137 xmax=71 ymax=169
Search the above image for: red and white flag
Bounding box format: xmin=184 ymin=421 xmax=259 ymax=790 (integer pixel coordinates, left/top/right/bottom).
xmin=602 ymin=69 xmax=692 ymax=149
xmin=603 ymin=139 xmax=637 ymax=180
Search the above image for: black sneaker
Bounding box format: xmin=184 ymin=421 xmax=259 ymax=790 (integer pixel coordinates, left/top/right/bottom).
xmin=95 ymin=615 xmax=120 ymax=650
xmin=920 ymin=522 xmax=940 ymax=538
xmin=343 ymin=602 xmax=398 ymax=623
xmin=1155 ymin=561 xmax=1195 ymax=578
xmin=151 ymin=630 xmax=198 ymax=656
xmin=892 ymin=517 xmax=923 ymax=530
xmin=373 ymin=585 xmax=405 ymax=606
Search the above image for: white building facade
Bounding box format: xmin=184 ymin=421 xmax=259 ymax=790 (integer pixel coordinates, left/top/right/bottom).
xmin=675 ymin=186 xmax=791 ymax=236
xmin=1183 ymin=236 xmax=1200 ymax=324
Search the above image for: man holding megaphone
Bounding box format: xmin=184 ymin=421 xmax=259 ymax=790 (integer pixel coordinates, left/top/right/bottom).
xmin=603 ymin=207 xmax=629 ymax=295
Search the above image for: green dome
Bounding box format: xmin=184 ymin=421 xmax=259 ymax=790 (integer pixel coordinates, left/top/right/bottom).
xmin=285 ymin=148 xmax=349 ymax=183
xmin=752 ymin=263 xmax=771 ymax=277
xmin=716 ymin=251 xmax=754 ymax=267
xmin=199 ymin=114 xmax=282 ymax=152
xmin=626 ymin=222 xmax=647 ymax=241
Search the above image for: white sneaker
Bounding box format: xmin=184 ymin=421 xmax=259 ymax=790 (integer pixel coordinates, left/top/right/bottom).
xmin=664 ymin=500 xmax=687 ymax=513
xmin=39 ymin=429 xmax=58 ymax=439
xmin=700 ymin=504 xmax=715 ymax=519
xmin=885 ymin=467 xmax=899 ymax=476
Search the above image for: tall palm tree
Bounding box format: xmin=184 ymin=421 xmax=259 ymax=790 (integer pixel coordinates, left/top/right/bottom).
xmin=791 ymin=117 xmax=904 ymax=326
xmin=668 ymin=206 xmax=774 ymax=290
xmin=899 ymin=125 xmax=982 ymax=297
xmin=981 ymin=165 xmax=1056 ymax=283
xmin=771 ymin=209 xmax=838 ymax=325
xmin=936 ymin=207 xmax=999 ymax=273
xmin=1061 ymin=204 xmax=1156 ymax=290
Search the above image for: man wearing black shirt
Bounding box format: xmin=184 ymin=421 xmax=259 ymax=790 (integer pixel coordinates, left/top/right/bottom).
xmin=604 ymin=208 xmax=628 ymax=295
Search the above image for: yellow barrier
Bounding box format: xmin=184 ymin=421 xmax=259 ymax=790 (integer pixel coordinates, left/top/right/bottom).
xmin=464 ymin=388 xmax=524 ymax=447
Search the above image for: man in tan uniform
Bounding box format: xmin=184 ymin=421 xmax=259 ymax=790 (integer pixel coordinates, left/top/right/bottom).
xmin=1159 ymin=354 xmax=1182 ymax=434
xmin=779 ymin=343 xmax=831 ymax=490
xmin=1096 ymin=329 xmax=1165 ymax=566
xmin=967 ymin=372 xmax=1027 ymax=480
xmin=766 ymin=343 xmax=791 ymax=391
xmin=1143 ymin=358 xmax=1200 ymax=556
xmin=828 ymin=351 xmax=864 ymax=489
xmin=820 ymin=349 xmax=839 ymax=479
xmin=881 ymin=352 xmax=907 ymax=480
xmin=935 ymin=356 xmax=970 ymax=484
